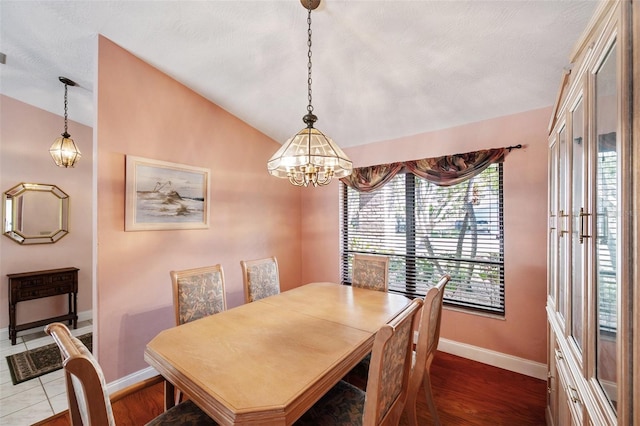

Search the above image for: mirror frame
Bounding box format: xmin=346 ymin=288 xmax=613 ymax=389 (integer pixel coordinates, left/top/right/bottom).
xmin=2 ymin=183 xmax=70 ymax=245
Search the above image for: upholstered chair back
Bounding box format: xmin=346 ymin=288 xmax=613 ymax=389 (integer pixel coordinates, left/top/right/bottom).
xmin=352 ymin=254 xmax=390 ymax=292
xmin=405 ymin=273 xmax=451 ymax=426
xmin=294 ymin=298 xmax=423 ymax=426
xmin=364 ymin=298 xmax=422 ymax=424
xmin=170 ymin=265 xmax=227 ymax=326
xmin=240 ymin=257 xmax=280 ymax=303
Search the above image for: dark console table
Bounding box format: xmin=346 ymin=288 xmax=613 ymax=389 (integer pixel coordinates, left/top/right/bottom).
xmin=7 ymin=267 xmax=78 ymax=345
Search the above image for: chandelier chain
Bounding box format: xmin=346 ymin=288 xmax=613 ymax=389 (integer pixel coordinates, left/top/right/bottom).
xmin=306 ymin=2 xmax=313 ymax=114
xmin=266 ymin=0 xmax=352 ymax=186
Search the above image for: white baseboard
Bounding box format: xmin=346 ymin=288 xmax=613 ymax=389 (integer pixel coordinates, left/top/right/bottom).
xmin=438 ymin=337 xmax=548 ymax=380
xmin=107 ymin=366 xmax=159 ymax=395
xmin=77 ymin=310 xmax=93 ymax=323
xmin=0 ymin=310 xmax=93 ymax=341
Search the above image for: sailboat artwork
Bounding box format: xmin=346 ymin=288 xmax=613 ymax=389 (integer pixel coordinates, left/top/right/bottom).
xmin=136 ymin=179 xmax=203 ymax=220
xmin=125 ymin=156 xmax=210 ymax=231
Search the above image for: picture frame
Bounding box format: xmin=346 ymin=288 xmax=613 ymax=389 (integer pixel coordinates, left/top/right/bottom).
xmin=125 ymin=155 xmax=210 ymax=231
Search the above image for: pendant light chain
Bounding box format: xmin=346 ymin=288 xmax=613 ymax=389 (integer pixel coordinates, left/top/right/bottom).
xmin=63 ymin=82 xmax=69 ymax=136
xmin=306 ymin=3 xmax=313 ymax=115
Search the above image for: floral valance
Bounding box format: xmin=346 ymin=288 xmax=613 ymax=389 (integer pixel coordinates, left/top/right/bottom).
xmin=338 ymin=162 xmax=404 ymax=193
xmin=340 ymin=147 xmax=511 ymax=192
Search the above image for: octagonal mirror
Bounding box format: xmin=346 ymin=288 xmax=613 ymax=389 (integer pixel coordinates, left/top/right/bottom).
xmin=3 ymin=183 xmax=69 ymax=244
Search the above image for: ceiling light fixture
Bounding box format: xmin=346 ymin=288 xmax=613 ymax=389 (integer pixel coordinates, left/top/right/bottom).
xmin=267 ymin=0 xmax=352 ymax=187
xmin=49 ymin=76 xmax=81 ymax=168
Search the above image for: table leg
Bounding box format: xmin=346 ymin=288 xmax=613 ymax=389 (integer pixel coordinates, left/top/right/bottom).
xmin=164 ymin=380 xmax=176 ymax=411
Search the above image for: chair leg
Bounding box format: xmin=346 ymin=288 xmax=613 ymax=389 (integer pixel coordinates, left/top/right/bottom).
xmin=423 ymin=373 xmax=441 ymax=426
xmin=404 ymin=391 xmax=419 ymax=426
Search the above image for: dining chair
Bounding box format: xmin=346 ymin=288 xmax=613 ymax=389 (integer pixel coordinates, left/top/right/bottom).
xmin=351 ymin=254 xmax=390 ymax=292
xmin=349 ymin=253 xmax=390 ymax=379
xmin=170 ymin=264 xmax=227 ymax=326
xmin=295 ymin=297 xmax=423 ymax=426
xmin=240 ymin=256 xmax=280 ymax=303
xmin=169 ymin=264 xmax=227 ymax=405
xmin=45 ymin=322 xmax=217 ymax=426
xmin=405 ymin=273 xmax=451 ymax=426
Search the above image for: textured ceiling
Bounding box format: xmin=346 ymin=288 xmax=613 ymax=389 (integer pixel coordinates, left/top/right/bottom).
xmin=0 ymin=1 xmax=598 ymax=148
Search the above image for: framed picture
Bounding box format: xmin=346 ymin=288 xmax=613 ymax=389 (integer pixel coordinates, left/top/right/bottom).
xmin=125 ymin=156 xmax=210 ymax=231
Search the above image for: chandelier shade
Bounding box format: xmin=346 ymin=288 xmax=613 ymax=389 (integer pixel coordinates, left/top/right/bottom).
xmin=267 ymin=0 xmax=352 ymax=187
xmin=268 ymin=115 xmax=352 ymax=187
xmin=50 ymin=76 xmax=81 ymax=168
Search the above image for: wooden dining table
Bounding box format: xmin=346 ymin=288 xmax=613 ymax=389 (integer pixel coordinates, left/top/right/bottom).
xmin=144 ymin=281 xmax=412 ymax=425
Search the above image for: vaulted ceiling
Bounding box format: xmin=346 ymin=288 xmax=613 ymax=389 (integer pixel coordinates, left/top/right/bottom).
xmin=0 ymin=1 xmax=598 ymax=148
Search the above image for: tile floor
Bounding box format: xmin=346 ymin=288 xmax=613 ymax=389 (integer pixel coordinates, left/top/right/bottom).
xmin=0 ymin=320 xmax=92 ymax=425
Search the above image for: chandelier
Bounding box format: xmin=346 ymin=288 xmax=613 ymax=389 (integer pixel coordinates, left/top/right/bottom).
xmin=267 ymin=0 xmax=352 ymax=187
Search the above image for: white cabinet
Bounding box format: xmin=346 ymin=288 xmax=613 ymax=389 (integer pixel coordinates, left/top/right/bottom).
xmin=546 ymin=1 xmax=637 ymax=425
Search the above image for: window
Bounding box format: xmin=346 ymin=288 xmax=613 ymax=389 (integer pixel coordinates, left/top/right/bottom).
xmin=341 ymin=163 xmax=505 ymax=315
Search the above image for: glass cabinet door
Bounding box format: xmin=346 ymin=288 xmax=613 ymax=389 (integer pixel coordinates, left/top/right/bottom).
xmin=570 ymin=96 xmax=585 ymax=355
xmin=557 ymin=125 xmax=568 ymax=323
xmin=593 ymin=40 xmax=618 ymax=412
xmin=548 ymin=138 xmax=559 ymax=306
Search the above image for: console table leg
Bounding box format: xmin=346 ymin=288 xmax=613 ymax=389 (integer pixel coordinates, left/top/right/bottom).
xmin=73 ymin=291 xmax=78 ymax=328
xmin=68 ymin=293 xmax=73 ymax=326
xmin=9 ymin=303 xmax=16 ymax=345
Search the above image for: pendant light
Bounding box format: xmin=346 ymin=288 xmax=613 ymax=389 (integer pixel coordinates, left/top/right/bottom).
xmin=267 ymin=0 xmax=352 ymax=187
xmin=49 ymin=76 xmax=81 ymax=168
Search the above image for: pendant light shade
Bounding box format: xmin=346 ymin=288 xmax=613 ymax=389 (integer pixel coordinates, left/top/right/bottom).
xmin=50 ymin=77 xmax=81 ymax=168
xmin=49 ymin=134 xmax=81 ymax=168
xmin=267 ymin=0 xmax=352 ymax=187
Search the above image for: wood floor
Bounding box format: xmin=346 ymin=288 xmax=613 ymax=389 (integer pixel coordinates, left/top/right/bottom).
xmin=35 ymin=351 xmax=547 ymax=425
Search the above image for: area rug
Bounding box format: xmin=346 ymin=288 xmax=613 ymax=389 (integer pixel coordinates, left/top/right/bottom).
xmin=5 ymin=333 xmax=92 ymax=385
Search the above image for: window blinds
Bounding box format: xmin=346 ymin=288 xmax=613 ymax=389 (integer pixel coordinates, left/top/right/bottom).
xmin=341 ymin=164 xmax=505 ymax=315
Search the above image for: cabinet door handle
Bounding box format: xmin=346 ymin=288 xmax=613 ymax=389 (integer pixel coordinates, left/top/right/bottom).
xmin=555 ymin=349 xmax=563 ymax=360
xmin=579 ymin=207 xmax=590 ymax=243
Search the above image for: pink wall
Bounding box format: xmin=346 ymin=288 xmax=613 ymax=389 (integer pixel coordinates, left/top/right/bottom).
xmin=301 ymin=107 xmax=551 ymax=363
xmin=0 ymin=95 xmax=93 ymax=330
xmin=96 ymin=37 xmax=302 ymax=381
xmin=3 ymin=47 xmax=550 ymax=378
